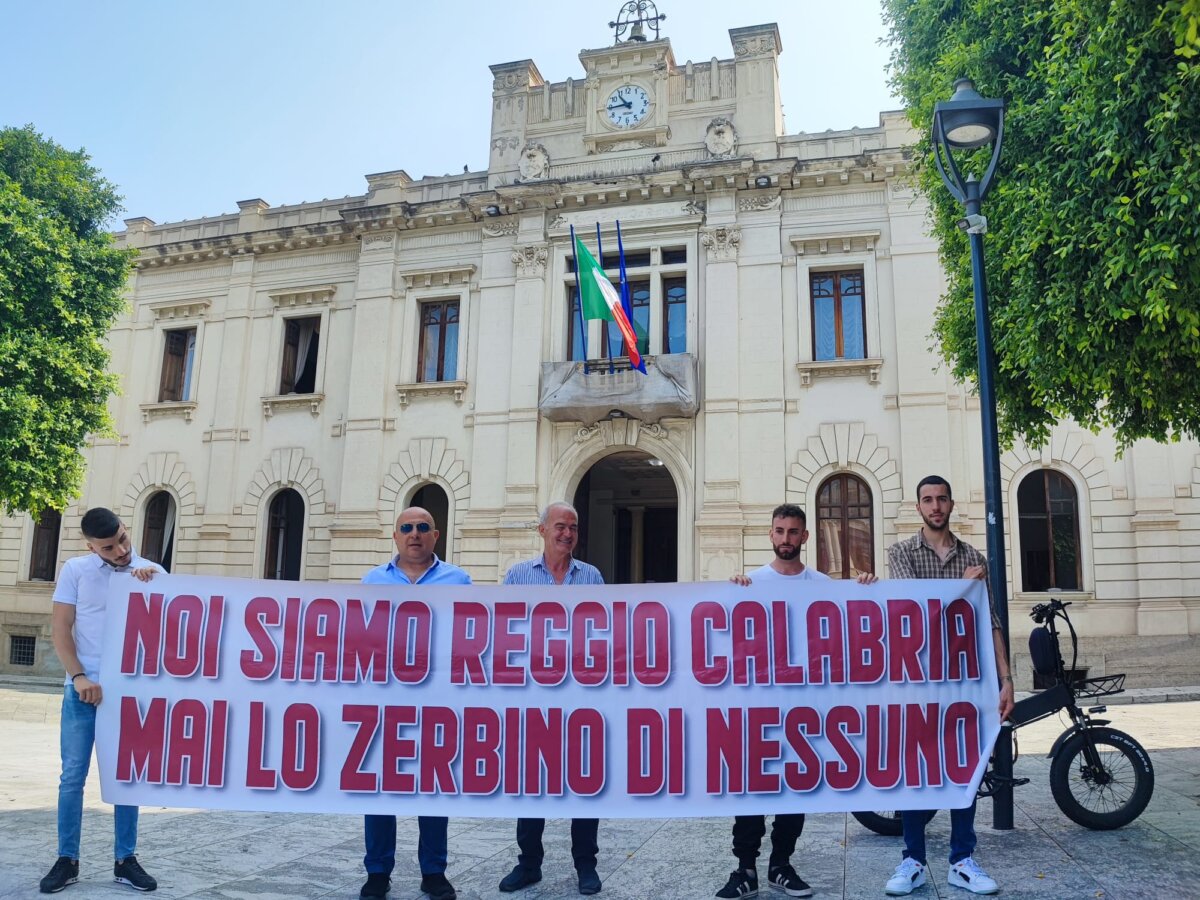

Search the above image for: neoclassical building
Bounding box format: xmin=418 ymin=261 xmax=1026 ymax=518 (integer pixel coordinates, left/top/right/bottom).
xmin=2 ymin=21 xmax=1197 ymax=685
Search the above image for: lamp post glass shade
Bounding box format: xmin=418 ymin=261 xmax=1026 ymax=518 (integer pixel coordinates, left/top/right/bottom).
xmin=935 ymin=78 xmax=1003 ymax=149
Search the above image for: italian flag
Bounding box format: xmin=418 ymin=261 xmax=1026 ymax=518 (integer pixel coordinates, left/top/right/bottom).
xmin=574 ymin=232 xmax=645 ymax=372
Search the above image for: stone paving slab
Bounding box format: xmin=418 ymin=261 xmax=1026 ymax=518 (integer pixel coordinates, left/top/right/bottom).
xmin=0 ymin=686 xmax=1196 ymax=899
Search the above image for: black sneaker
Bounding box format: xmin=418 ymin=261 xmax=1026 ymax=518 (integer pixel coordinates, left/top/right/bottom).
xmin=716 ymin=869 xmax=759 ymax=899
xmin=499 ymin=865 xmax=542 ymax=892
xmin=768 ymin=866 xmax=813 ymax=898
xmin=360 ymin=872 xmax=391 ymax=898
xmin=420 ymin=873 xmax=456 ymax=900
xmin=577 ymin=866 xmax=602 ymax=895
xmin=39 ymin=857 xmax=79 ymax=893
xmin=113 ymin=856 xmax=157 ymax=892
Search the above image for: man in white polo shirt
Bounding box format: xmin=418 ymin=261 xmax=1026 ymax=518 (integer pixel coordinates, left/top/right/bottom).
xmin=40 ymin=508 xmax=162 ymax=894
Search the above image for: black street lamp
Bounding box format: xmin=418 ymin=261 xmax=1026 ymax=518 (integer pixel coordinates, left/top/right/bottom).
xmin=932 ymin=78 xmax=1015 ymax=830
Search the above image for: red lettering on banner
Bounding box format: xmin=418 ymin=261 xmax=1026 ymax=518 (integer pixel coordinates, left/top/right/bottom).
xmin=281 ymin=597 xmax=302 ymax=681
xmin=391 ymin=600 xmax=432 ymax=683
xmin=208 ymin=700 xmax=228 ymax=787
xmin=166 ymin=698 xmax=209 ymax=785
xmin=281 ymin=703 xmax=320 ymax=791
xmin=117 ymin=696 xmax=166 ymax=783
xmin=632 ymin=602 xmax=669 ymax=686
xmin=771 ymin=602 xmax=806 ymax=684
xmin=382 ymin=705 xmax=418 ymax=793
xmin=342 ymin=599 xmax=390 ymax=684
xmin=904 ymin=703 xmax=943 ymax=787
xmin=525 ymin=707 xmax=564 ymax=794
xmin=572 ymin=602 xmax=609 ymax=686
xmin=121 ymin=593 xmax=163 ymax=676
xmin=846 ymin=600 xmax=886 ymax=684
xmin=731 ymin=601 xmax=769 ymax=685
xmin=163 ymin=594 xmax=204 ymax=678
xmin=450 ymin=602 xmax=489 ymax=685
xmin=419 ymin=706 xmax=460 ymax=793
xmin=241 ymin=597 xmax=281 ymax=679
xmin=627 ymin=709 xmax=666 ymax=795
xmin=945 ymin=599 xmax=981 ymax=680
xmin=530 ymin=601 xmax=568 ymax=686
xmin=341 ymin=705 xmax=381 ymax=792
xmin=246 ymin=701 xmax=277 ymax=789
xmin=825 ymin=705 xmax=863 ymax=790
xmin=462 ymin=707 xmax=502 ymax=794
xmin=613 ymin=601 xmax=630 ymax=686
xmin=807 ymin=601 xmax=845 ymax=685
xmin=201 ymin=597 xmax=224 ymax=678
xmin=668 ymin=707 xmax=685 ymax=794
xmin=503 ymin=707 xmax=522 ymax=795
xmin=864 ymin=704 xmax=903 ymax=789
xmin=887 ymin=599 xmax=926 ymax=683
xmin=299 ymin=598 xmax=342 ymax=682
xmin=566 ymin=708 xmax=605 ymax=795
xmin=492 ymin=602 xmax=528 ymax=686
xmin=782 ymin=706 xmax=822 ymax=792
xmin=943 ymin=701 xmax=981 ymax=784
xmin=706 ymin=708 xmax=743 ymax=793
xmin=747 ymin=707 xmax=782 ymax=793
xmin=691 ymin=602 xmax=729 ymax=685
xmin=927 ymin=598 xmax=945 ymax=682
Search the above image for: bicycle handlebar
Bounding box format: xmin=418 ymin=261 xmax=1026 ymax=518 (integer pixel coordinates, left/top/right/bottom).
xmin=1030 ymin=597 xmax=1072 ymax=623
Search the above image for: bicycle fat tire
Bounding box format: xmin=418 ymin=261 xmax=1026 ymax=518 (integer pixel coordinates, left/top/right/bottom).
xmin=851 ymin=810 xmax=905 ymax=836
xmin=1049 ymin=726 xmax=1154 ymax=830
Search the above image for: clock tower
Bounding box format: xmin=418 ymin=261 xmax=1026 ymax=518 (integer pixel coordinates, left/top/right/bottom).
xmin=579 ymin=38 xmax=674 ymax=154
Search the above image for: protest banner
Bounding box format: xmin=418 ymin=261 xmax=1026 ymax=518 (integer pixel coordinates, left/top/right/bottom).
xmin=96 ymin=575 xmax=999 ymax=817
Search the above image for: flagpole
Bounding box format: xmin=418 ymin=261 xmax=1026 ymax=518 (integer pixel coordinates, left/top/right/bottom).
xmin=569 ymin=225 xmax=589 ymax=374
xmin=597 ymin=222 xmax=615 ymax=374
xmin=615 ymin=220 xmax=646 ymax=373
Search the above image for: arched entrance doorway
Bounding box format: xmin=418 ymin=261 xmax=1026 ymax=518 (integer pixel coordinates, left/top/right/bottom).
xmin=572 ymin=451 xmax=677 ymax=584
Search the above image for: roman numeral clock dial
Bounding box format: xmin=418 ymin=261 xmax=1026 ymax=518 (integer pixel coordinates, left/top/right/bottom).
xmin=605 ymin=85 xmax=650 ymax=128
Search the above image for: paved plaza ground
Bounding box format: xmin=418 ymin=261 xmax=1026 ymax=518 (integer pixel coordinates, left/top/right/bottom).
xmin=0 ymin=680 xmax=1197 ymax=899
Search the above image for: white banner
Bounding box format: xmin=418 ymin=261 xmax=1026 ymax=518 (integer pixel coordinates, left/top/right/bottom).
xmin=96 ymin=574 xmax=999 ymax=818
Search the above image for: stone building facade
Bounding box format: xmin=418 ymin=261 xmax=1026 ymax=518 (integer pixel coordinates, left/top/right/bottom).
xmin=2 ymin=23 xmax=1198 ymax=685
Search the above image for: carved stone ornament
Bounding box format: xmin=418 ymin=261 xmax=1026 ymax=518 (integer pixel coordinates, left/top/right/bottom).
xmin=512 ymin=244 xmax=549 ymax=277
xmin=738 ymin=195 xmax=781 ymax=212
xmin=482 ymin=220 xmax=519 ymax=238
xmin=599 ymin=138 xmax=657 ymax=153
xmin=704 ymin=118 xmax=738 ymax=157
xmin=733 ymin=34 xmax=779 ymax=58
xmin=682 ymin=200 xmax=706 ymax=216
xmin=491 ymin=135 xmax=520 ymax=152
xmin=574 ymin=423 xmax=602 ymax=443
xmin=518 ymin=143 xmax=550 ymax=181
xmin=700 ymin=226 xmax=741 ymax=261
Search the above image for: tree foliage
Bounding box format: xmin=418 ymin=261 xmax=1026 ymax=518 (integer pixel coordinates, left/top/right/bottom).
xmin=883 ymin=0 xmax=1200 ymax=448
xmin=0 ymin=125 xmax=133 ymax=516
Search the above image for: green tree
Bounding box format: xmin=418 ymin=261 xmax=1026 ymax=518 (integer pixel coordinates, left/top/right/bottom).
xmin=0 ymin=125 xmax=133 ymax=515
xmin=883 ymin=0 xmax=1200 ymax=448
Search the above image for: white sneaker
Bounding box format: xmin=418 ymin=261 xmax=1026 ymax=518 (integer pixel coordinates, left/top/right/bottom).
xmin=885 ymin=858 xmax=928 ymax=895
xmin=947 ymin=858 xmax=998 ymax=894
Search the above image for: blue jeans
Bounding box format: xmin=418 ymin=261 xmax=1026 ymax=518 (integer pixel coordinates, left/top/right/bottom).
xmin=363 ymin=815 xmax=448 ymax=876
xmin=58 ymin=684 xmax=138 ymax=860
xmin=900 ymin=800 xmax=977 ymax=865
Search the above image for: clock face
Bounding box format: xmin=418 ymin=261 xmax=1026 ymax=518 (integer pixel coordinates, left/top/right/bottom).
xmin=605 ymin=85 xmax=651 ymax=128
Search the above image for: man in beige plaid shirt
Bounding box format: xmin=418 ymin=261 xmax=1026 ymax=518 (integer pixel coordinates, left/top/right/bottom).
xmin=884 ymin=475 xmax=1014 ymax=898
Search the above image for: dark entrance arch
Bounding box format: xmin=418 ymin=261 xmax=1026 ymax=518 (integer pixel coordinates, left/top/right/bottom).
xmin=264 ymin=488 xmax=305 ymax=580
xmin=410 ymin=482 xmax=450 ymax=561
xmin=572 ymin=451 xmax=678 ymax=584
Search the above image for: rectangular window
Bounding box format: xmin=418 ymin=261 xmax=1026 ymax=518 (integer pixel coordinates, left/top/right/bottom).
xmin=602 ymin=279 xmax=650 ymax=357
xmin=29 ymin=509 xmax=61 ymax=582
xmin=663 ymin=276 xmax=687 ymax=353
xmin=280 ymin=316 xmax=320 ymax=394
xmin=811 ymin=269 xmax=866 ymax=360
xmin=158 ymin=327 xmax=197 ymax=402
xmin=8 ymin=634 xmax=35 ymax=667
xmin=417 ymin=300 xmax=460 ymax=382
xmin=567 ymin=287 xmax=586 ymax=362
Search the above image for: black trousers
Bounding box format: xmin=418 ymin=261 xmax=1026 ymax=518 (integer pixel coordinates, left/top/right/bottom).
xmin=516 ymin=817 xmax=599 ymax=870
xmin=731 ymin=814 xmax=805 ymax=869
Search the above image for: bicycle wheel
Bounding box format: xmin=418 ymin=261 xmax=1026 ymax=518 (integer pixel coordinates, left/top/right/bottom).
xmin=851 ymin=810 xmax=904 ymax=836
xmin=1049 ymin=726 xmax=1154 ymax=829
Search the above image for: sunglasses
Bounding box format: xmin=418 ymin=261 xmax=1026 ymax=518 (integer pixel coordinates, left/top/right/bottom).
xmin=397 ymin=522 xmax=433 ymax=534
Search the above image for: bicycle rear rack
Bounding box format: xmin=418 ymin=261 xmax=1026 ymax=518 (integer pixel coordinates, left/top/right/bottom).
xmin=1074 ymin=673 xmax=1125 ymax=700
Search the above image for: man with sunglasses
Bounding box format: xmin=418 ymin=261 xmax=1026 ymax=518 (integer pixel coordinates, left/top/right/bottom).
xmin=357 ymin=506 xmax=470 ymax=900
xmin=498 ymin=501 xmax=604 ymax=896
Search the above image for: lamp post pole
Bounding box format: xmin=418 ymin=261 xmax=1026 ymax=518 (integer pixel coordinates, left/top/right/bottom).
xmin=932 ymin=79 xmax=1014 ymax=830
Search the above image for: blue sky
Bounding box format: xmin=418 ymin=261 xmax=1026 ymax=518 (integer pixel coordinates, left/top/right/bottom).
xmin=3 ymin=1 xmax=898 ymax=228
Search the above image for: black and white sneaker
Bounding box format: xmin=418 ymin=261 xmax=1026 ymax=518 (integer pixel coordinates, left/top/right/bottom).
xmin=767 ymin=865 xmax=813 ymax=897
xmin=39 ymin=857 xmax=79 ymax=893
xmin=716 ymin=869 xmax=759 ymax=898
xmin=113 ymin=856 xmax=157 ymax=892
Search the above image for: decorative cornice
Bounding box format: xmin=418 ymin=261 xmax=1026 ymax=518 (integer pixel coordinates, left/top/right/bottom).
xmin=261 ymin=393 xmax=324 ymax=418
xmin=139 ymin=401 xmax=197 ymax=423
xmin=395 ymin=380 xmax=468 ymax=407
xmin=269 ymin=285 xmax=336 ymax=308
xmin=147 ymin=298 xmax=211 ymax=321
xmin=400 ymin=265 xmax=476 ymax=291
xmin=795 ymin=358 xmax=884 ymax=387
xmin=790 ymin=232 xmax=881 ymax=256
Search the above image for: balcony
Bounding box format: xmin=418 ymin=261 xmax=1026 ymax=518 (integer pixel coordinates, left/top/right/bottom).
xmin=539 ymin=353 xmax=698 ymax=425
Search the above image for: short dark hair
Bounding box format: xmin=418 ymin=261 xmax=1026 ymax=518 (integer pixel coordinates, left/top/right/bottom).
xmin=80 ymin=508 xmax=121 ymax=540
xmin=771 ymin=503 xmax=807 ymax=528
xmin=915 ymin=475 xmax=953 ymax=500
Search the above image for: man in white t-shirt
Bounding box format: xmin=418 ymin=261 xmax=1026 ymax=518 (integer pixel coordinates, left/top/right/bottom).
xmin=40 ymin=508 xmax=162 ymax=894
xmin=715 ymin=503 xmax=876 ymax=899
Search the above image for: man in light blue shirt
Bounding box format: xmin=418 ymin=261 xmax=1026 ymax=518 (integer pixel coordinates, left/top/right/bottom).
xmin=498 ymin=502 xmax=603 ymax=896
xmin=358 ymin=506 xmax=469 ymax=900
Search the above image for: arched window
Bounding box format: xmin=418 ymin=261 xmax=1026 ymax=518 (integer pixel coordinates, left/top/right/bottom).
xmin=410 ymin=483 xmax=449 ymax=561
xmin=29 ymin=509 xmax=62 ymax=581
xmin=264 ymin=489 xmax=305 ymax=580
xmin=816 ymin=474 xmax=874 ymax=579
xmin=1018 ymin=470 xmax=1081 ymax=591
xmin=141 ymin=491 xmax=177 ymax=572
